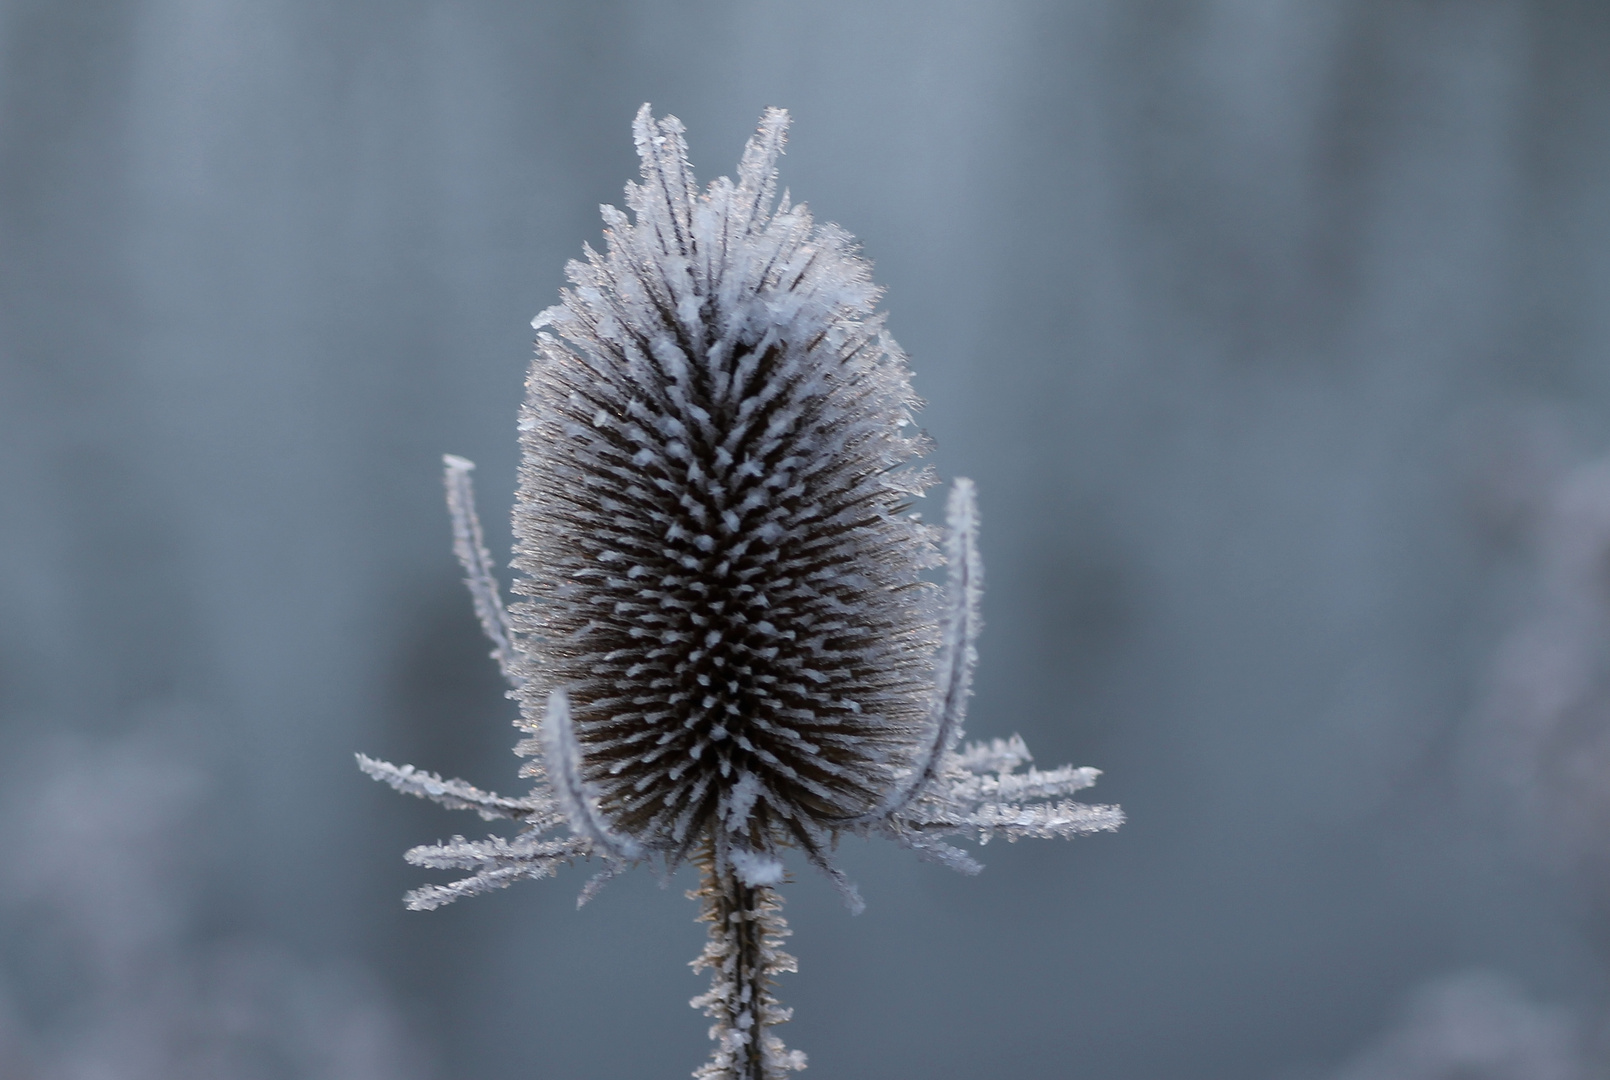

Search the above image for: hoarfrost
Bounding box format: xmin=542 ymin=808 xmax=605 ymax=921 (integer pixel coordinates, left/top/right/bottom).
xmin=360 ymin=106 xmax=1120 ymax=1080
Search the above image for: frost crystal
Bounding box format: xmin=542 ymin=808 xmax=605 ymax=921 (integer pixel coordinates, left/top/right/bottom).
xmin=361 ymin=105 xmax=1121 ymax=1079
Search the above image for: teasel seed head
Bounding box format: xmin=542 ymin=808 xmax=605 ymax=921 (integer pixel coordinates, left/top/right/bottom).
xmin=362 ymin=107 xmax=1121 ymax=1079
xmin=510 ymin=105 xmax=942 ymax=868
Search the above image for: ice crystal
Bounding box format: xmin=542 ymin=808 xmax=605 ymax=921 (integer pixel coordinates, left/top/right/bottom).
xmin=361 ymin=105 xmax=1121 ymax=1079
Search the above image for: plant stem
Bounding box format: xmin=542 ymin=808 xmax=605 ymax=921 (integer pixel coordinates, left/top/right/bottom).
xmin=689 ymin=844 xmax=804 ymax=1079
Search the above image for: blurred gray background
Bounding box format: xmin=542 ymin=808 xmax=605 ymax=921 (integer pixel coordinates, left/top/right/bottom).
xmin=6 ymin=1 xmax=1610 ymax=1078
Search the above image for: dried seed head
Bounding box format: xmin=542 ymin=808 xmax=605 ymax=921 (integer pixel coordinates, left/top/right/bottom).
xmin=510 ymin=105 xmax=940 ymax=859
xmin=362 ymin=105 xmax=1119 ymax=1080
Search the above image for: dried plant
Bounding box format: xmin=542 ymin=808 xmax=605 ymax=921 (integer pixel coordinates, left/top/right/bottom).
xmin=360 ymin=105 xmax=1121 ymax=1079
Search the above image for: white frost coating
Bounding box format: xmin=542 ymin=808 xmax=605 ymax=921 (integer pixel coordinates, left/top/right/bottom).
xmin=966 ymin=800 xmax=1127 ymax=844
xmin=900 ymin=837 xmax=984 ymax=876
xmin=724 ymin=771 xmax=764 ymax=828
xmin=828 ymin=477 xmax=982 ymax=827
xmin=405 ymin=831 xmax=585 ymax=870
xmin=404 ymin=866 xmax=534 ymax=911
xmin=443 ymin=455 xmax=521 ymax=687
xmin=541 ymin=688 xmax=644 ymax=862
xmin=576 ymin=863 xmax=628 ymax=908
xmin=952 ymin=734 xmax=1033 ymax=775
xmin=355 ymin=753 xmax=551 ymax=823
xmin=359 ymin=107 xmax=1122 ymax=1080
xmin=691 ymin=861 xmax=806 ymax=1080
xmin=949 ymin=763 xmax=1102 ymax=805
xmin=730 ymin=848 xmax=785 ymax=887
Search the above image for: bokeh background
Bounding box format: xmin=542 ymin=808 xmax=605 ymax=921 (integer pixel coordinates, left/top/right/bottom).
xmin=6 ymin=1 xmax=1610 ymax=1077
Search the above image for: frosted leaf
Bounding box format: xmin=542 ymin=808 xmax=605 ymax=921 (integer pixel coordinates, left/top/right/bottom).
xmin=964 ymin=800 xmax=1126 ymax=843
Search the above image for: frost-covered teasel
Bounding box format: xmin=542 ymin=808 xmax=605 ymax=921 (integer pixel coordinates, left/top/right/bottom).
xmin=361 ymin=105 xmax=1121 ymax=1080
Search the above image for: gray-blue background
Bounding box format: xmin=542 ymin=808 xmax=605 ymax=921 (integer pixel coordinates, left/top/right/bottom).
xmin=5 ymin=2 xmax=1610 ymax=1077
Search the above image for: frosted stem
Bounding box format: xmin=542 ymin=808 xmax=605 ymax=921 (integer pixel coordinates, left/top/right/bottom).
xmin=689 ymin=845 xmax=805 ymax=1080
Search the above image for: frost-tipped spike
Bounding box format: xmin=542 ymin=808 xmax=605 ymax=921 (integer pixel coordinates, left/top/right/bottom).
xmin=356 ymin=753 xmax=543 ymax=823
xmin=404 ymin=867 xmax=531 ymax=911
xmin=404 ymin=832 xmax=585 ymax=871
xmin=542 ymin=688 xmax=644 ymax=863
xmin=631 ymin=104 xmax=697 ymax=257
xmin=898 ymin=836 xmax=984 ymax=876
xmin=966 ymin=800 xmax=1126 ymax=842
xmin=735 ymin=108 xmax=790 ymax=224
xmin=953 ymin=734 xmax=1032 ymax=775
xmin=577 ymin=863 xmax=625 ymax=908
xmin=819 ymin=860 xmax=865 ymax=917
xmin=443 ymin=455 xmax=520 ymax=688
xmin=786 ymin=822 xmax=864 ymax=915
